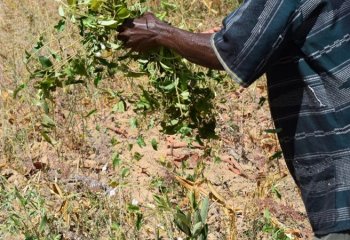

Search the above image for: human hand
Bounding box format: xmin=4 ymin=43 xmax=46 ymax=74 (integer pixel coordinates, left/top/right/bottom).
xmin=118 ymin=13 xmax=223 ymax=70
xmin=201 ymin=27 xmax=221 ymax=34
xmin=117 ymin=12 xmax=166 ymax=52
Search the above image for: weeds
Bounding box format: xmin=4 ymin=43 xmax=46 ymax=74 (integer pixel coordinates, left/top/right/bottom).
xmin=0 ymin=0 xmax=311 ymax=239
xmin=22 ymin=0 xmax=223 ymax=142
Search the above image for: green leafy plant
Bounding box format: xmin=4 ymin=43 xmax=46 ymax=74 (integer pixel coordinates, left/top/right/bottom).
xmin=22 ymin=0 xmax=221 ymax=142
xmin=127 ymin=202 xmax=144 ymax=231
xmin=174 ymin=192 xmax=209 ymax=240
xmin=152 ymin=191 xmax=210 ymax=240
xmin=261 ymin=209 xmax=291 ymax=240
xmin=0 ymin=178 xmax=59 ymax=240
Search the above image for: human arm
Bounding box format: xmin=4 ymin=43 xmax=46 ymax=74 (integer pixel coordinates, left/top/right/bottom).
xmin=118 ymin=0 xmax=300 ymax=87
xmin=117 ymin=13 xmax=224 ymax=70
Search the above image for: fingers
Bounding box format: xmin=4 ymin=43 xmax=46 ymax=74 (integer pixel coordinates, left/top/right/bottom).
xmin=117 ymin=27 xmax=157 ymax=52
xmin=117 ymin=17 xmax=149 ymax=35
xmin=117 ymin=31 xmax=136 ymax=50
xmin=117 ymin=31 xmax=129 ymax=42
xmin=201 ymin=27 xmax=221 ymax=34
xmin=212 ymin=27 xmax=221 ymax=32
xmin=116 ymin=12 xmax=159 ymax=52
xmin=117 ymin=18 xmax=134 ymax=32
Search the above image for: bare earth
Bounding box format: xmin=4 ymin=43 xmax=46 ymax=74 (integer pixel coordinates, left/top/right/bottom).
xmin=0 ymin=0 xmax=312 ymax=239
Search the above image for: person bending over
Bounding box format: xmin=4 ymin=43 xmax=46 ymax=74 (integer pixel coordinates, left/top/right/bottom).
xmin=118 ymin=1 xmax=350 ymax=239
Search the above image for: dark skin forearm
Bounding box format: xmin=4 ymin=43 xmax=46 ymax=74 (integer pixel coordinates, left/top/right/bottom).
xmin=155 ymin=23 xmax=224 ymax=70
xmin=117 ymin=13 xmax=224 ymax=70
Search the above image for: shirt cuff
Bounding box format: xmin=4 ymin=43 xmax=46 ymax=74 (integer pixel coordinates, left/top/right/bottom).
xmin=210 ymin=33 xmax=248 ymax=88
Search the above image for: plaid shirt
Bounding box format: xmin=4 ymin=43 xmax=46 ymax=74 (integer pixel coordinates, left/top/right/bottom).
xmin=212 ymin=0 xmax=350 ymax=235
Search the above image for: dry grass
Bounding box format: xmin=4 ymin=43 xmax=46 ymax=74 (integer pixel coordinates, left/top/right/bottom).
xmin=0 ymin=0 xmax=312 ymax=239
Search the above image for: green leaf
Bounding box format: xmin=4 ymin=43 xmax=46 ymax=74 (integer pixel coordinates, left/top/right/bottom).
xmin=110 ymin=137 xmax=118 ymax=146
xmin=159 ymin=82 xmax=175 ymax=90
xmin=159 ymin=61 xmax=173 ymax=72
xmin=130 ymin=118 xmax=138 ymax=129
xmin=66 ymin=58 xmax=87 ymax=76
xmin=127 ymin=204 xmax=140 ymax=212
xmin=264 ymin=209 xmax=271 ymax=220
xmin=24 ymin=50 xmax=31 ymax=62
xmin=94 ymin=75 xmax=102 ymax=87
xmin=117 ymin=6 xmax=130 ymax=19
xmin=24 ymin=235 xmax=35 ymax=240
xmin=50 ymin=50 xmax=61 ymax=61
xmin=214 ymin=156 xmax=222 ymax=164
xmin=269 ymin=151 xmax=283 ymax=161
xmin=264 ymin=128 xmax=282 ymax=134
xmin=54 ymin=19 xmax=66 ymax=32
xmin=199 ymin=225 xmax=209 ymax=240
xmin=194 ymin=211 xmax=201 ymax=225
xmin=189 ymin=191 xmax=197 ymax=210
xmin=136 ymin=135 xmax=146 ymax=148
xmin=41 ymin=114 xmax=56 ymax=129
xmin=174 ymin=209 xmax=191 ymax=236
xmin=161 ymin=1 xmax=178 ymax=11
xmin=39 ymin=214 xmax=48 ymax=232
xmin=10 ymin=214 xmax=21 ymax=228
xmin=98 ymin=20 xmax=118 ymax=26
xmin=67 ymin=0 xmax=77 ymax=6
xmin=38 ymin=56 xmax=53 ymax=68
xmin=90 ymin=0 xmax=104 ymax=11
xmin=82 ymin=17 xmax=97 ymax=28
xmin=192 ymin=222 xmax=203 ymax=236
xmin=175 ymin=103 xmax=187 ymax=110
xmin=53 ymin=235 xmax=62 ymax=240
xmin=170 ymin=119 xmax=179 ymax=126
xmin=133 ymin=152 xmax=143 ymax=161
xmin=258 ymin=96 xmax=267 ymax=108
xmin=14 ymin=188 xmax=27 ymax=206
xmin=109 ymin=42 xmax=121 ymax=50
xmin=153 ymin=195 xmax=171 ymax=211
xmin=200 ymin=196 xmax=209 ymax=224
xmin=34 ymin=36 xmax=44 ymax=50
xmin=13 ymin=83 xmax=26 ymax=99
xmin=136 ymin=213 xmax=143 ymax=231
xmin=84 ymin=109 xmax=97 ymax=118
xmin=112 ymin=101 xmax=126 ymax=113
xmin=272 ymin=185 xmax=282 ymax=199
xmin=121 ymin=167 xmax=130 ymax=178
xmin=112 ymin=153 xmax=121 ymax=168
xmin=40 ymin=131 xmax=55 ymax=146
xmin=111 ymin=222 xmax=120 ymax=231
xmin=125 ymin=71 xmax=146 ymax=78
xmin=151 ymin=138 xmax=158 ymax=151
xmin=148 ymin=118 xmax=155 ymax=129
xmin=38 ymin=99 xmax=50 ymax=114
xmin=181 ymin=91 xmax=190 ymax=100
